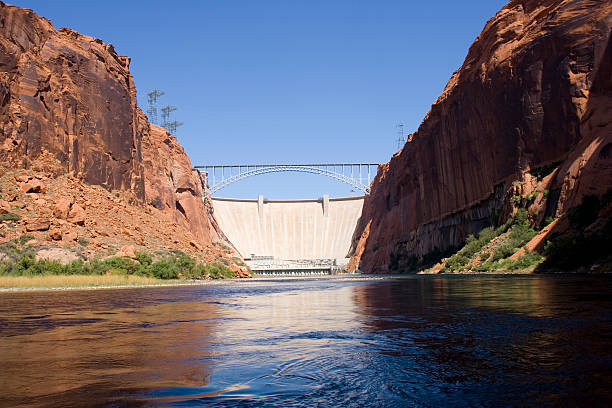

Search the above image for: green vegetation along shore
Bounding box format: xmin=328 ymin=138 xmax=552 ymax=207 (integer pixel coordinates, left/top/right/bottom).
xmin=0 ymin=240 xmax=235 ymax=289
xmin=431 ymin=194 xmax=612 ymax=274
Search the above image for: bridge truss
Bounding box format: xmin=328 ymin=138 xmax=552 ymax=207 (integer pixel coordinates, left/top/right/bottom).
xmin=195 ymin=163 xmax=380 ymax=196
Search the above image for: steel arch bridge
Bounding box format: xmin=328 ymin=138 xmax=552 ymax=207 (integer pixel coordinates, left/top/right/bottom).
xmin=195 ymin=163 xmax=380 ymax=195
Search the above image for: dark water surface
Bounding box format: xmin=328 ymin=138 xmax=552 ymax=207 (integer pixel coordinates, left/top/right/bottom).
xmin=1 ymin=275 xmax=611 ymax=407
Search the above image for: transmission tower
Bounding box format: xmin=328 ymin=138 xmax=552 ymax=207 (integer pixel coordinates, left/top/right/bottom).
xmin=166 ymin=121 xmax=183 ymax=135
xmin=146 ymin=89 xmax=164 ymax=125
xmin=396 ymin=122 xmax=406 ymax=150
xmin=161 ymin=105 xmax=177 ymax=128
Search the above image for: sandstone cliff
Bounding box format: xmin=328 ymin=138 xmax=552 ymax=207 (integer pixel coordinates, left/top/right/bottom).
xmin=140 ymin=114 xmax=228 ymax=245
xmin=349 ymin=0 xmax=612 ymax=273
xmin=0 ymin=2 xmax=235 ymax=261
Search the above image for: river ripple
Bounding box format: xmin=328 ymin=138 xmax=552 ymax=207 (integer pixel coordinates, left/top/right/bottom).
xmin=0 ymin=275 xmax=611 ymax=407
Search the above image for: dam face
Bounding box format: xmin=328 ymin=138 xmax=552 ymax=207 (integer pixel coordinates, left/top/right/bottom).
xmin=211 ymin=195 xmax=364 ymax=273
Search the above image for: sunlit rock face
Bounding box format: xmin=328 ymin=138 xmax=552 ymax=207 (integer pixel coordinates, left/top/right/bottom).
xmin=0 ymin=3 xmax=143 ymax=195
xmin=0 ymin=2 xmax=229 ymax=247
xmin=141 ymin=118 xmax=228 ymax=244
xmin=349 ymin=0 xmax=612 ymax=273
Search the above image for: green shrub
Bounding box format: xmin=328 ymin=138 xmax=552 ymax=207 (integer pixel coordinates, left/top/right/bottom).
xmin=204 ymin=262 xmax=234 ymax=279
xmin=543 ymin=190 xmax=549 ymax=198
xmin=176 ymin=253 xmax=196 ymax=271
xmin=0 ymin=251 xmax=234 ymax=280
xmin=443 ymin=226 xmax=499 ymax=271
xmin=489 ymin=210 xmax=536 ymax=263
xmin=507 ymin=252 xmax=543 ymax=270
xmin=102 ymin=256 xmax=135 ymax=274
xmin=0 ymin=261 xmax=11 ymax=275
xmin=512 ymin=208 xmax=530 ymax=228
xmin=445 ymin=254 xmax=469 ymax=270
xmin=212 ymin=242 xmax=231 ymax=251
xmin=231 ymin=257 xmax=245 ymax=266
xmin=463 ymin=228 xmax=496 ymax=257
xmin=215 ymin=255 xmax=229 ymax=266
xmin=149 ymin=259 xmax=179 ymax=279
xmin=19 ymin=234 xmax=35 ymax=245
xmin=490 ymin=244 xmax=515 ymax=263
xmin=135 ymin=251 xmax=152 ymax=266
xmin=0 ymin=213 xmax=21 ymax=222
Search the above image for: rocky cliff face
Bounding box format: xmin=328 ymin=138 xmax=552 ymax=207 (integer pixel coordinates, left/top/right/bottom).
xmin=0 ymin=3 xmax=143 ymax=195
xmin=140 ymin=114 xmax=228 ymax=244
xmin=349 ymin=0 xmax=612 ymax=273
xmin=0 ymin=1 xmax=228 ymax=249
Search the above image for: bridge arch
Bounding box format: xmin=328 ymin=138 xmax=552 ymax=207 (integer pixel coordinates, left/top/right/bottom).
xmin=195 ymin=163 xmax=379 ymax=195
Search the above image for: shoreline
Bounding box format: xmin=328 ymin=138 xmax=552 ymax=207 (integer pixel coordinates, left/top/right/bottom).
xmin=2 ymin=271 xmax=609 ymax=293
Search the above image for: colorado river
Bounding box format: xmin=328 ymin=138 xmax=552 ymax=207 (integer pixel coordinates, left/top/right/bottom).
xmin=1 ymin=275 xmax=611 ymax=407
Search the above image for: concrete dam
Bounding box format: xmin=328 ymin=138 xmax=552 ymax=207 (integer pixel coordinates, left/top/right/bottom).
xmin=211 ymin=195 xmax=365 ymax=274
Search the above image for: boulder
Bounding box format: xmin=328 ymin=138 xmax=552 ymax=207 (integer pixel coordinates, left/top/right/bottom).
xmin=48 ymin=228 xmax=62 ymax=241
xmin=190 ymin=240 xmax=204 ymax=251
xmin=115 ymin=244 xmax=137 ymax=259
xmin=0 ymin=199 xmax=10 ymax=215
xmin=67 ymin=203 xmax=86 ymax=226
xmin=35 ymin=248 xmax=81 ymax=265
xmin=62 ymin=230 xmax=78 ymax=242
xmin=53 ymin=197 xmax=73 ymax=219
xmin=20 ymin=179 xmax=43 ymax=193
xmin=231 ymin=265 xmax=251 ymax=278
xmin=25 ymin=219 xmax=51 ymax=231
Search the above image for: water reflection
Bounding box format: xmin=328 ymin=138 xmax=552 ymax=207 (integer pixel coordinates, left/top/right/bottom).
xmin=0 ymin=288 xmax=222 ymax=407
xmin=352 ymin=276 xmax=612 ymax=407
xmin=0 ymin=276 xmax=611 ymax=407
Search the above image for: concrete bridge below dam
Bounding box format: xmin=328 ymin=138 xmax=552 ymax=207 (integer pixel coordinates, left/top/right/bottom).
xmin=210 ymin=195 xmax=365 ymax=274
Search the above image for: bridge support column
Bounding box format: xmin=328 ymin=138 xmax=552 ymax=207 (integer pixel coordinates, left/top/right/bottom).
xmin=322 ymin=194 xmax=329 ymax=217
xmin=258 ymin=195 xmax=264 ymax=217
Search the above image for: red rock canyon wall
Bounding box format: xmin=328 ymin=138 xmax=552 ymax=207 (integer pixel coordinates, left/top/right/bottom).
xmin=0 ymin=1 xmax=226 ymax=246
xmin=349 ymin=0 xmax=612 ymax=272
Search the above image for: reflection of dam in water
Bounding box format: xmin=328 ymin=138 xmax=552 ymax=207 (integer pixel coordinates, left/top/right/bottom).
xmin=211 ymin=195 xmax=365 ymax=274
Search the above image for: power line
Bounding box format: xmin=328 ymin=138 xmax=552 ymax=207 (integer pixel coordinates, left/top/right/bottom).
xmin=146 ymin=89 xmax=164 ymax=125
xmin=396 ymin=122 xmax=406 ymax=150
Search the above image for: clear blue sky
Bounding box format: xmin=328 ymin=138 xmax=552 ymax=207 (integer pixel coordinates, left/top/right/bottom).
xmin=12 ymin=0 xmax=506 ymax=199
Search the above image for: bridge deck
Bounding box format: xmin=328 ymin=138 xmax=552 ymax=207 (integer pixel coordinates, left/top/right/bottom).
xmin=195 ymin=163 xmax=380 ymax=195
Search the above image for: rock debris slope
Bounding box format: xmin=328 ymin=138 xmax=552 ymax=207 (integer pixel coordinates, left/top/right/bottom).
xmin=349 ymin=0 xmax=612 ymax=273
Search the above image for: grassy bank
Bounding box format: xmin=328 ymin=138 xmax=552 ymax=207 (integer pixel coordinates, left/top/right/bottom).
xmin=0 ymin=274 xmax=167 ymax=289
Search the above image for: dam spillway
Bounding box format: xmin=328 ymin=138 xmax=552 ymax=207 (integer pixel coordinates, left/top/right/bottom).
xmin=210 ymin=195 xmax=365 ymax=271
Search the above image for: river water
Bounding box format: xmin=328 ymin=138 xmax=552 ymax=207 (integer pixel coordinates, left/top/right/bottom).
xmin=0 ymin=275 xmax=611 ymax=407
